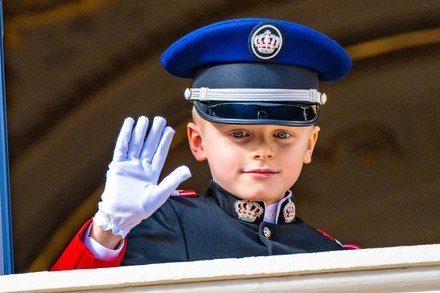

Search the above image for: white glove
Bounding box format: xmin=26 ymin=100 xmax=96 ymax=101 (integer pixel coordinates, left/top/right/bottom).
xmin=93 ymin=116 xmax=191 ymax=237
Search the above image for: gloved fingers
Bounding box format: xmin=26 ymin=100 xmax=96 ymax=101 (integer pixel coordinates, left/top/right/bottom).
xmin=141 ymin=116 xmax=167 ymax=163
xmin=150 ymin=126 xmax=175 ymax=172
xmin=127 ymin=116 xmax=149 ymax=159
xmin=112 ymin=117 xmax=135 ymax=162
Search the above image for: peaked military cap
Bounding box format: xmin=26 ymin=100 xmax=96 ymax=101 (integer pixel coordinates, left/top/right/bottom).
xmin=161 ymin=18 xmax=351 ymax=126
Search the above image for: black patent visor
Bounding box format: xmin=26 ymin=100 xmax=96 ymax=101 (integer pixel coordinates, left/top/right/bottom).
xmin=193 ymin=101 xmax=319 ymax=126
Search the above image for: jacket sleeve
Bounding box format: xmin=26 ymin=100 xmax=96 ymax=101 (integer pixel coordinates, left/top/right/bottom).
xmin=51 ymin=218 xmax=127 ymax=271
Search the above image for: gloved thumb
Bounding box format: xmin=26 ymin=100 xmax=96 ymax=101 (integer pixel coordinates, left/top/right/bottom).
xmin=140 ymin=166 xmax=192 ymax=217
xmin=159 ymin=165 xmax=192 ymax=193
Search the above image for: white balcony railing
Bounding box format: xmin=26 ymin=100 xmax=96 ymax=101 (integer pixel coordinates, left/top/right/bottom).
xmin=1 ymin=244 xmax=440 ymax=292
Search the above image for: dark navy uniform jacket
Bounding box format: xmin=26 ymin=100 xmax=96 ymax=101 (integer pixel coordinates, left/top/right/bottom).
xmin=122 ymin=180 xmax=343 ymax=266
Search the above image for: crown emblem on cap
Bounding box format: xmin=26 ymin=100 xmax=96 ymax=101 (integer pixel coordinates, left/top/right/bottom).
xmin=234 ymin=200 xmax=264 ymax=222
xmin=250 ymin=23 xmax=283 ymax=60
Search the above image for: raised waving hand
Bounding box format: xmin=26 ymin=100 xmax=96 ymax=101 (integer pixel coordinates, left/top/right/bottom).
xmin=93 ymin=116 xmax=191 ymax=238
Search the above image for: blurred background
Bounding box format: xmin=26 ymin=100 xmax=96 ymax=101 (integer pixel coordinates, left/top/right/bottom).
xmin=2 ymin=0 xmax=439 ymax=273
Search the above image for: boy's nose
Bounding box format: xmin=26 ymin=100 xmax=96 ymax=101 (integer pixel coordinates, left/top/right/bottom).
xmin=251 ymin=144 xmax=274 ymax=160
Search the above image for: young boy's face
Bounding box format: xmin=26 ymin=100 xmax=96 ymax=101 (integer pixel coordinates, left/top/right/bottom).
xmin=187 ymin=110 xmax=320 ymax=205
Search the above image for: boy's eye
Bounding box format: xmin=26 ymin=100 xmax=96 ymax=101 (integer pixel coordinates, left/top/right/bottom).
xmin=231 ymin=131 xmax=248 ymax=138
xmin=274 ymin=131 xmax=290 ymax=138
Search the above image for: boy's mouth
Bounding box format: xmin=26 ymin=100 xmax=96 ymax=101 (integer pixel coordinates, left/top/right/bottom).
xmin=242 ymin=168 xmax=278 ymax=177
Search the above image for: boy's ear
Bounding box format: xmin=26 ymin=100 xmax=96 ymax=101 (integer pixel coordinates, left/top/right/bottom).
xmin=187 ymin=122 xmax=207 ymax=161
xmin=303 ymin=126 xmax=320 ymax=164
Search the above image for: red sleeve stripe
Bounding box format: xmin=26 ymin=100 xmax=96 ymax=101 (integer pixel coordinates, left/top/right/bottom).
xmin=178 ymin=190 xmax=198 ymax=197
xmin=343 ymin=243 xmax=362 ymax=250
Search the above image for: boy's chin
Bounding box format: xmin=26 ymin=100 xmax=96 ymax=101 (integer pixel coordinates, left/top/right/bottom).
xmin=236 ymin=192 xmax=285 ymax=205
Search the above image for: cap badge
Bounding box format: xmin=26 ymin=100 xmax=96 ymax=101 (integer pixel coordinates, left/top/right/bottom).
xmin=250 ymin=23 xmax=283 ymax=60
xmin=283 ymin=199 xmax=296 ymax=223
xmin=234 ymin=200 xmax=264 ymax=222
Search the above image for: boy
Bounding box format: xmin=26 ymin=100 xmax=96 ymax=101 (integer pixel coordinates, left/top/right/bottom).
xmin=52 ymin=18 xmax=359 ymax=270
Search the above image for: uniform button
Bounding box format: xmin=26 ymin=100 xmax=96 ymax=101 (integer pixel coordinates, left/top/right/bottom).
xmin=263 ymin=226 xmax=271 ymax=239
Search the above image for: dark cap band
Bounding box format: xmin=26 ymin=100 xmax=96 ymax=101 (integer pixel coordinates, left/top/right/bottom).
xmin=193 ymin=63 xmax=318 ymax=89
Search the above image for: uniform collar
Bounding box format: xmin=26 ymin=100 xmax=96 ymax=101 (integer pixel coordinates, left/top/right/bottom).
xmin=205 ymin=180 xmax=296 ymax=225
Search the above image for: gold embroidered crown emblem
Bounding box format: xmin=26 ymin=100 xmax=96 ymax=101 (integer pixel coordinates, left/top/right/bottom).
xmin=283 ymin=199 xmax=296 ymax=223
xmin=234 ymin=200 xmax=264 ymax=222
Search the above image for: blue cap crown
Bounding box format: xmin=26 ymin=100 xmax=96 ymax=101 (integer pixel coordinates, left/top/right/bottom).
xmin=161 ymin=18 xmax=351 ymax=82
